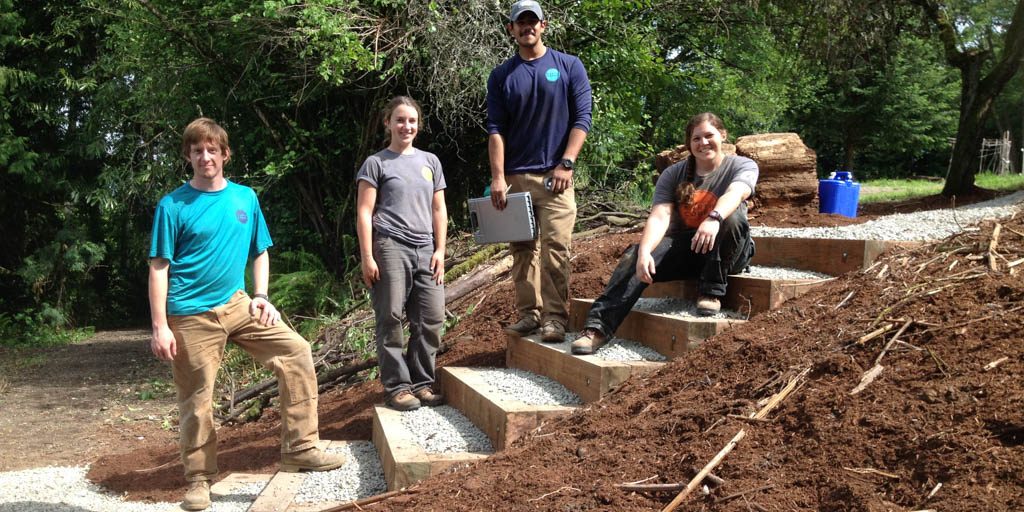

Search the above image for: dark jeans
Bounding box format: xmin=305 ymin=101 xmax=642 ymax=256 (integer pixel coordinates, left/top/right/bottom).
xmin=371 ymin=236 xmax=444 ymax=399
xmin=584 ymin=207 xmax=754 ymax=337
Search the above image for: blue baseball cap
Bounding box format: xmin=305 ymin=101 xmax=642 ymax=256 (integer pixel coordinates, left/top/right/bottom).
xmin=509 ymin=0 xmax=544 ymax=22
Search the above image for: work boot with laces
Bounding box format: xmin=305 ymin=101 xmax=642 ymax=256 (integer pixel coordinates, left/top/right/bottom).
xmin=414 ymin=387 xmax=445 ymax=406
xmin=280 ymin=446 xmax=347 ymax=473
xmin=182 ymin=480 xmax=211 ymax=511
xmin=504 ymin=317 xmax=541 ymax=336
xmin=386 ymin=389 xmax=421 ymax=411
xmin=570 ymin=328 xmax=608 ymax=355
xmin=540 ymin=320 xmax=566 ymax=343
xmin=696 ymin=295 xmax=721 ymax=316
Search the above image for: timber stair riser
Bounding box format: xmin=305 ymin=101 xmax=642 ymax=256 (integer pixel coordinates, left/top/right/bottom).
xmin=568 ymin=299 xmax=743 ymax=358
xmin=372 ymin=405 xmax=490 ymax=491
xmin=642 ymin=275 xmax=831 ymax=315
xmin=752 ymin=236 xmax=914 ymax=275
xmin=505 ymin=333 xmax=664 ymax=403
xmin=438 ymin=366 xmax=578 ymax=452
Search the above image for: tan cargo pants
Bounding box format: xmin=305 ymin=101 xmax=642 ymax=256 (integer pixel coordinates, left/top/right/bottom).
xmin=168 ymin=290 xmax=319 ymax=482
xmin=507 ymin=171 xmax=577 ymax=326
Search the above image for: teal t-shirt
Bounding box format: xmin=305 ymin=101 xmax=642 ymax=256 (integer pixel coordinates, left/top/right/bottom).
xmin=149 ymin=181 xmax=273 ymax=315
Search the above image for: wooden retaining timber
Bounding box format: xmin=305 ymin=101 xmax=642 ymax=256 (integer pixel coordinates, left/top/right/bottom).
xmin=372 ymin=405 xmax=491 ymax=491
xmin=438 ymin=366 xmax=578 ymax=452
xmin=642 ymin=274 xmax=832 ymax=316
xmin=751 ymin=236 xmax=911 ymax=275
xmin=568 ymin=299 xmax=743 ymax=358
xmin=505 ymin=333 xmax=665 ymax=403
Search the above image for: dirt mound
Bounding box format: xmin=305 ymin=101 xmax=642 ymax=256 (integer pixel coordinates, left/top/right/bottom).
xmin=396 ymin=219 xmax=1024 ymax=511
xmin=87 ymin=199 xmax=1024 ymax=509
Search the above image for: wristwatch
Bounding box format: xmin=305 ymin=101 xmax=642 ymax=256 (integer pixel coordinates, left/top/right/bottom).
xmin=560 ymin=158 xmax=575 ymax=170
xmin=707 ymin=210 xmax=723 ymax=222
xmin=254 ymin=293 xmax=269 ymax=301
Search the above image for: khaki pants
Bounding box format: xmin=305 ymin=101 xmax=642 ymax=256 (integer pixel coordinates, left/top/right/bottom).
xmin=507 ymin=171 xmax=577 ymax=325
xmin=168 ymin=291 xmax=319 ymax=482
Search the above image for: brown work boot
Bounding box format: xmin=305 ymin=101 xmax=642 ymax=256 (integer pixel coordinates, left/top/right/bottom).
xmin=696 ymin=295 xmax=721 ymax=316
xmin=414 ymin=387 xmax=445 ymax=406
xmin=571 ymin=328 xmax=608 ymax=355
xmin=504 ymin=316 xmax=541 ymax=336
xmin=181 ymin=480 xmax=211 ymax=511
xmin=280 ymin=447 xmax=346 ymax=473
xmin=386 ymin=390 xmax=421 ymax=411
xmin=540 ymin=320 xmax=566 ymax=343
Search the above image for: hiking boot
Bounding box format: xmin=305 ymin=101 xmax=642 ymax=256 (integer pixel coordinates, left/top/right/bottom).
xmin=540 ymin=320 xmax=566 ymax=343
xmin=504 ymin=317 xmax=541 ymax=336
xmin=280 ymin=447 xmax=347 ymax=473
xmin=182 ymin=480 xmax=211 ymax=511
xmin=414 ymin=387 xmax=445 ymax=406
xmin=571 ymin=328 xmax=608 ymax=355
xmin=696 ymin=296 xmax=721 ymax=316
xmin=386 ymin=390 xmax=421 ymax=411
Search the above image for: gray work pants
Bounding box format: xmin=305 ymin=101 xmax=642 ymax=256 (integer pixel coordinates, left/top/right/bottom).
xmin=371 ymin=235 xmax=445 ymax=399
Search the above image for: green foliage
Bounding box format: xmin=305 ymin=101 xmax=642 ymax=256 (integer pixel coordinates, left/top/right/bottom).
xmin=0 ymin=310 xmax=95 ymax=348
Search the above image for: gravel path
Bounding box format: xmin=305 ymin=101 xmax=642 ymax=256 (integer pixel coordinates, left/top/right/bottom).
xmin=632 ymin=297 xmax=745 ymax=319
xmin=752 ymin=191 xmax=1024 ymax=241
xmin=400 ymin=405 xmax=494 ymax=454
xmin=0 ymin=466 xmax=258 ymax=511
xmin=476 ymin=368 xmax=582 ymax=406
xmin=293 ymin=441 xmax=386 ymax=503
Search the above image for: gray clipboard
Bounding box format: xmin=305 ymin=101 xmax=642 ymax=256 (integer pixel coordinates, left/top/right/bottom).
xmin=468 ymin=192 xmax=537 ymax=244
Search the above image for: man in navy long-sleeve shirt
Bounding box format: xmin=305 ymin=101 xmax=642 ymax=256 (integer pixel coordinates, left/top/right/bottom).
xmin=487 ymin=0 xmax=593 ymax=343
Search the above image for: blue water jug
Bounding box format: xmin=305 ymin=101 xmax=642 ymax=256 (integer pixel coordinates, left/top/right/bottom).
xmin=818 ymin=171 xmax=861 ymax=218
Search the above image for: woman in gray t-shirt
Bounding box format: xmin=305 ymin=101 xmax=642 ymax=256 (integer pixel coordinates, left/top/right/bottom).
xmin=571 ymin=112 xmax=758 ymax=355
xmin=356 ymin=96 xmax=448 ymax=411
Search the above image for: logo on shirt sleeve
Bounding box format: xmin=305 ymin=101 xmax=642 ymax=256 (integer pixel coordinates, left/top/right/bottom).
xmin=421 ymin=166 xmax=434 ymax=182
xmin=236 ymin=209 xmax=249 ymax=224
xmin=545 ymin=68 xmax=560 ymax=82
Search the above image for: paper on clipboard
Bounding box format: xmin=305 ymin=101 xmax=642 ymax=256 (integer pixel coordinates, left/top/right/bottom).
xmin=468 ymin=192 xmax=537 ymax=244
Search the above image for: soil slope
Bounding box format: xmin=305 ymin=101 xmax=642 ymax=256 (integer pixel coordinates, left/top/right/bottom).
xmin=83 ymin=193 xmax=1023 ymax=510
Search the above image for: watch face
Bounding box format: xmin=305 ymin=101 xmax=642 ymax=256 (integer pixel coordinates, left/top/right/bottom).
xmin=562 ymin=159 xmax=574 ymax=169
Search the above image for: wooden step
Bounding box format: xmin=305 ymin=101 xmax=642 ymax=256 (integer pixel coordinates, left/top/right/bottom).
xmin=568 ymin=299 xmax=743 ymax=358
xmin=505 ymin=333 xmax=665 ymax=403
xmin=438 ymin=366 xmax=578 ymax=452
xmin=239 ymin=440 xmax=372 ymax=512
xmin=372 ymin=405 xmax=491 ymax=491
xmin=641 ymin=274 xmax=831 ymax=315
xmin=751 ymin=236 xmax=912 ymax=275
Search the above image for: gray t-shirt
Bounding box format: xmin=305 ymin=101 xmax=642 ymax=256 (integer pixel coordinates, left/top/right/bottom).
xmin=653 ymin=155 xmax=758 ymax=235
xmin=356 ymin=148 xmax=446 ymax=247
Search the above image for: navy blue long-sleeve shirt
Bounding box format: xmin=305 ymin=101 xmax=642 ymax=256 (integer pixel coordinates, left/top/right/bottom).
xmin=486 ymin=49 xmax=592 ymax=175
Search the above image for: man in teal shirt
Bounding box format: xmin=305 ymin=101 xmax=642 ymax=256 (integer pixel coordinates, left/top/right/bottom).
xmin=149 ymin=118 xmax=344 ymax=511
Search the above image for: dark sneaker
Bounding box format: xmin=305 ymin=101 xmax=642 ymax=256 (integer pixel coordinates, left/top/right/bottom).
xmin=182 ymin=480 xmax=211 ymax=511
xmin=386 ymin=390 xmax=421 ymax=411
xmin=570 ymin=328 xmax=608 ymax=355
xmin=414 ymin=388 xmax=445 ymax=406
xmin=280 ymin=447 xmax=346 ymax=472
xmin=696 ymin=296 xmax=721 ymax=316
xmin=504 ymin=317 xmax=541 ymax=336
xmin=540 ymin=321 xmax=566 ymax=343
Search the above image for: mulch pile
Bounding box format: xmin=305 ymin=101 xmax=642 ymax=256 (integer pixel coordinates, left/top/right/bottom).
xmin=89 ymin=195 xmax=1023 ymax=510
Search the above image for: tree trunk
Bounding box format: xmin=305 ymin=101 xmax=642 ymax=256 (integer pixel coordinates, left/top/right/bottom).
xmin=912 ymin=0 xmax=1024 ymax=197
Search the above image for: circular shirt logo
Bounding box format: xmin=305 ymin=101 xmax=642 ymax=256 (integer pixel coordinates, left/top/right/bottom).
xmin=421 ymin=166 xmax=433 ymax=182
xmin=236 ymin=209 xmax=249 ymax=224
xmin=545 ymin=68 xmax=560 ymax=82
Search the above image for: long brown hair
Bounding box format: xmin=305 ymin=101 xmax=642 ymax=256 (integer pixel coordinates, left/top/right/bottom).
xmin=676 ymin=112 xmax=727 ymax=206
xmin=382 ymin=95 xmax=423 ymax=144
